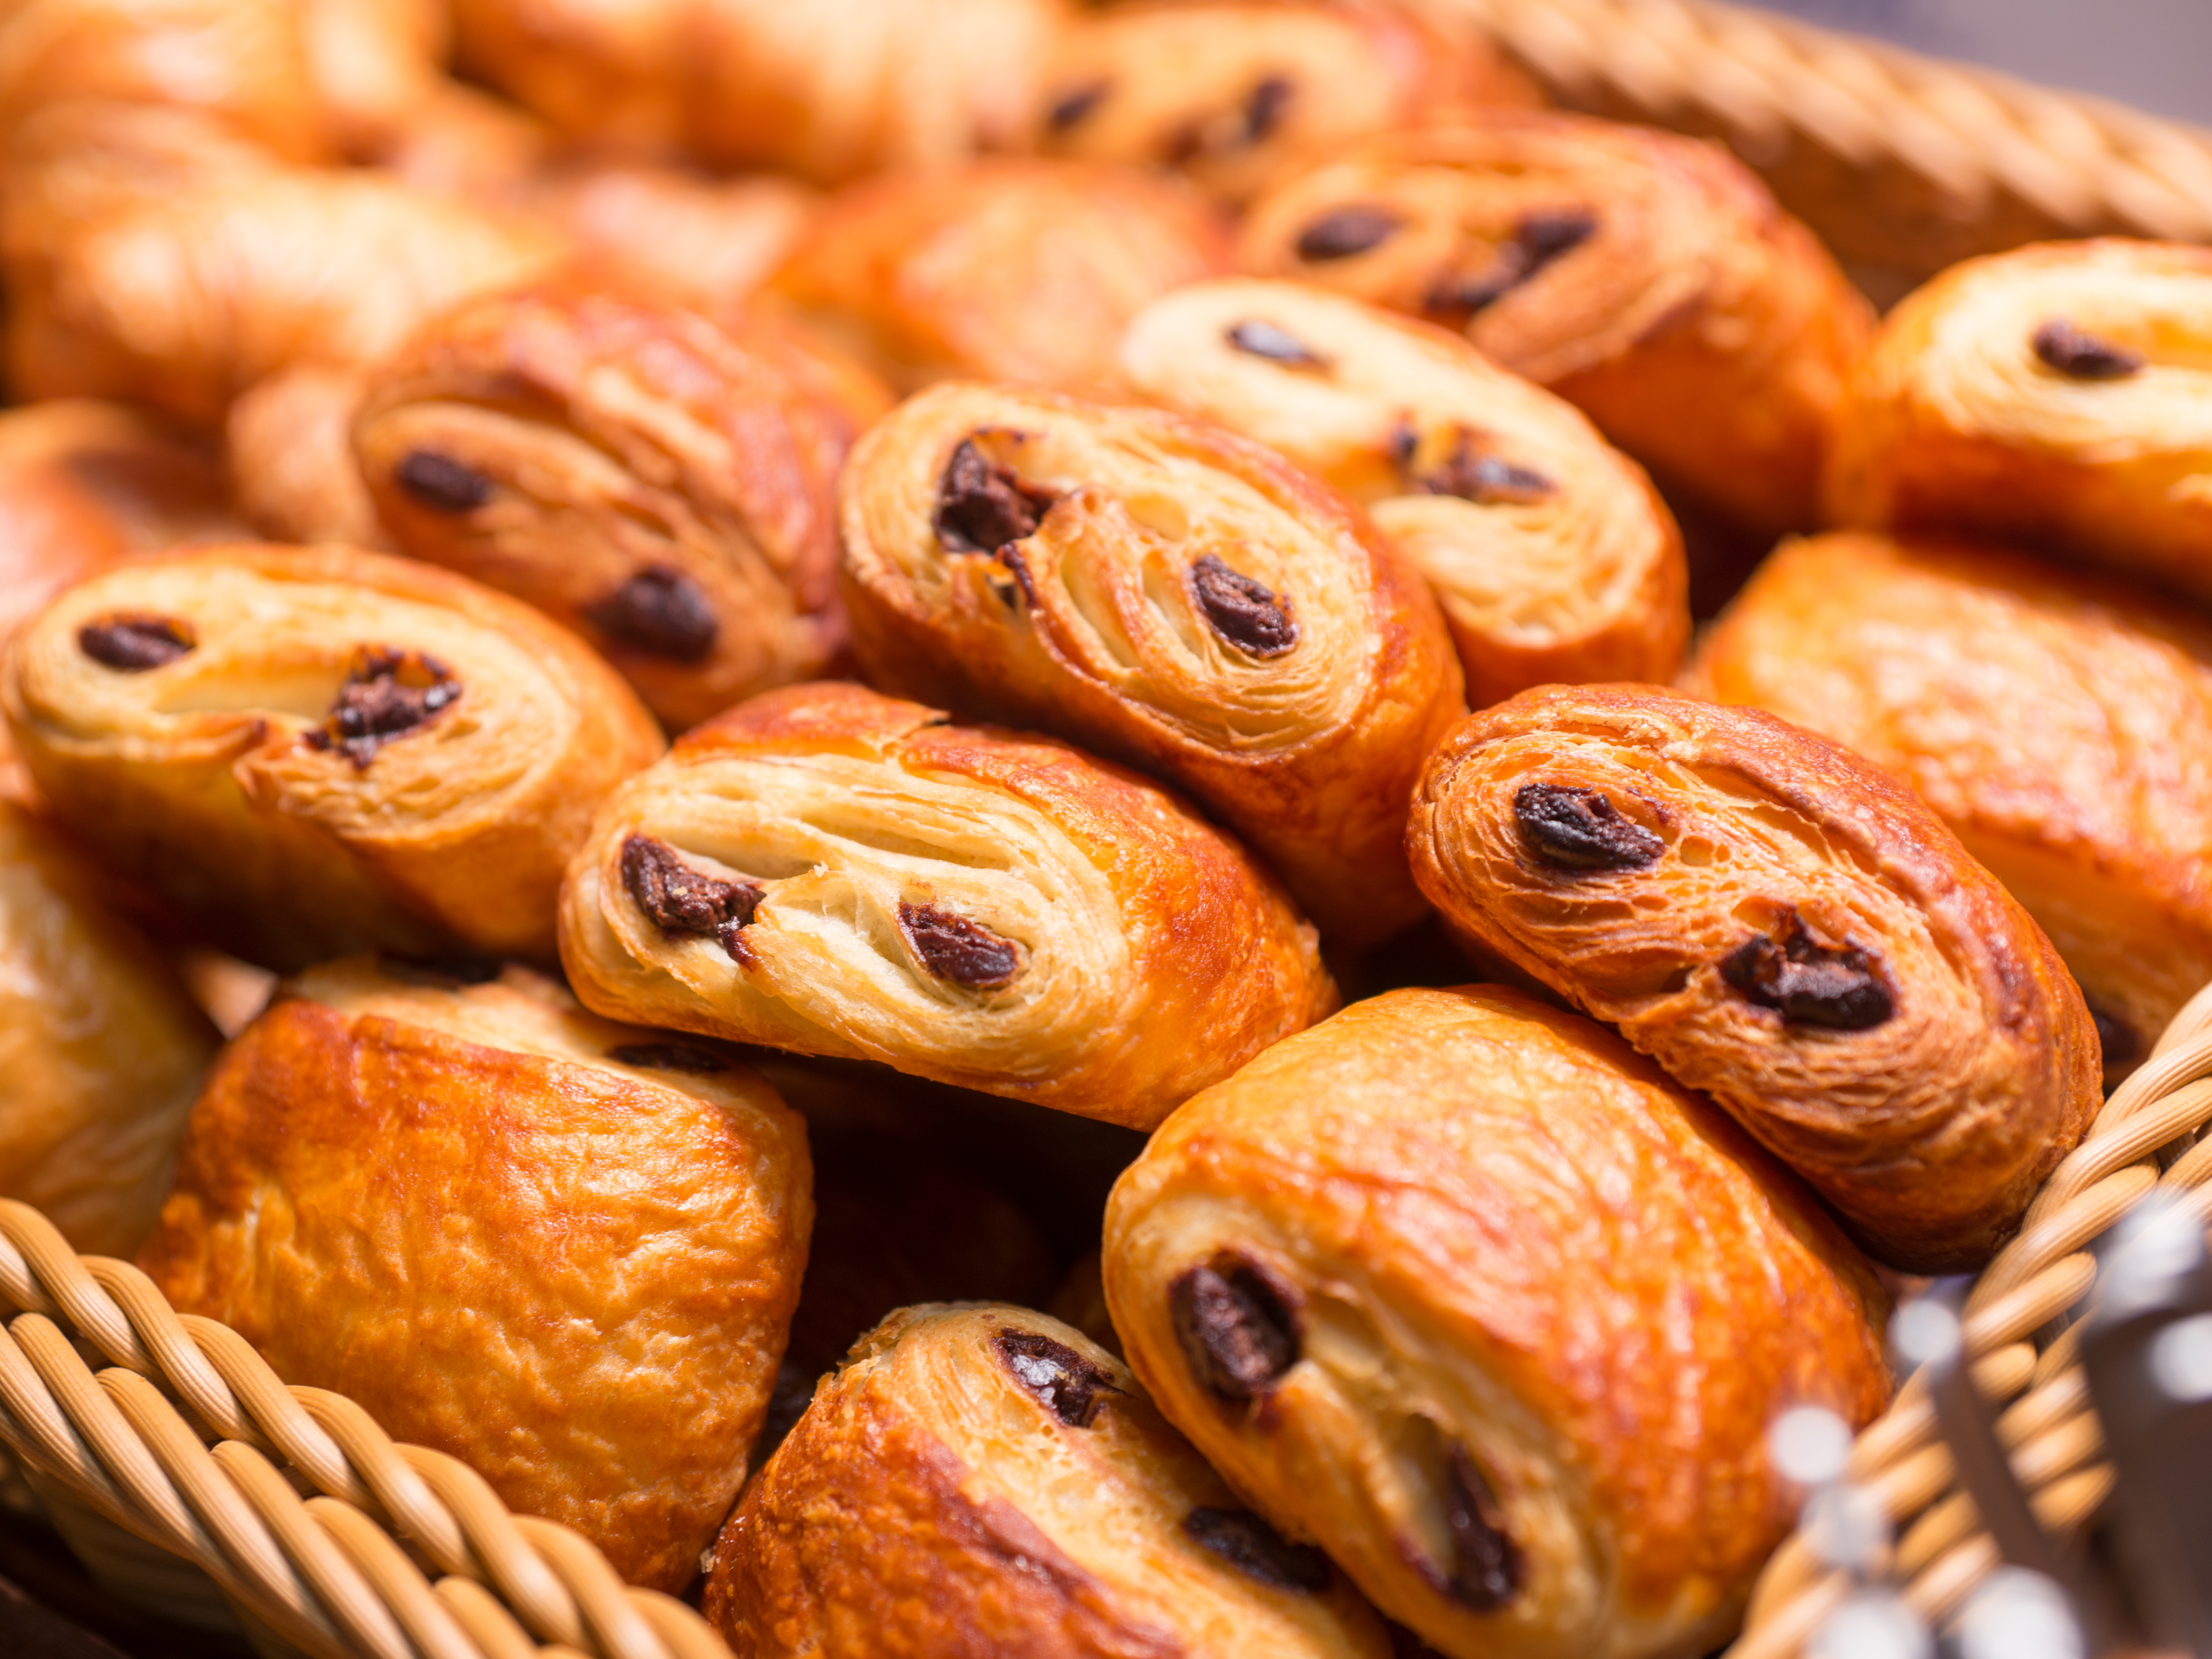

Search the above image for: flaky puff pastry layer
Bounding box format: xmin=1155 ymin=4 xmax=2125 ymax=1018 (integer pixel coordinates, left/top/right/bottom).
xmin=771 ymin=159 xmax=1230 ymax=397
xmin=1683 ymin=531 xmax=2212 ymax=1090
xmin=1103 ymin=986 xmax=1889 ymax=1659
xmin=2 ymin=542 xmax=665 ymax=970
xmin=706 ymin=1302 xmax=1390 ymax=1659
xmin=1409 ymin=684 xmax=2099 ymax=1271
xmin=838 ymin=382 xmax=1464 ymax=946
xmin=1825 ymin=239 xmax=2212 ymax=604
xmin=1238 ymin=113 xmax=1873 ymax=536
xmin=558 ymin=682 xmax=1333 ymax=1129
xmin=139 ymin=955 xmax=812 ymax=1592
xmin=0 ymin=799 xmax=217 ymax=1256
xmin=1120 ymin=279 xmax=1687 ymax=707
xmin=353 ymin=281 xmax=888 ymax=732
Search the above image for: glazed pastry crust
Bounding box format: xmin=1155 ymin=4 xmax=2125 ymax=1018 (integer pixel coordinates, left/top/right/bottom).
xmin=354 ymin=279 xmax=885 ymax=731
xmin=139 ymin=955 xmax=812 ymax=1592
xmin=706 ymin=1302 xmax=1389 ymax=1658
xmin=2 ymin=541 xmax=665 ymax=969
xmin=1237 ymin=112 xmax=1873 ymax=535
xmin=1119 ymin=278 xmax=1687 ymax=706
xmin=770 ymin=159 xmax=1230 ymax=396
xmin=1682 ymin=530 xmax=2212 ymax=1088
xmin=1824 ymin=239 xmax=2212 ymax=604
xmin=838 ymin=381 xmax=1465 ymax=945
xmin=1102 ymin=986 xmax=1889 ymax=1659
xmin=557 ymin=680 xmax=1335 ymax=1129
xmin=1408 ymin=683 xmax=2099 ymax=1270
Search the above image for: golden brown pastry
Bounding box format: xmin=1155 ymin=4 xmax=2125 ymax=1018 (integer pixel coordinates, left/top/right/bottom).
xmin=139 ymin=953 xmax=812 ymax=1591
xmin=769 ymin=159 xmax=1230 ymax=396
xmin=1237 ymin=112 xmax=1874 ymax=536
xmin=1682 ymin=530 xmax=2212 ymax=1090
xmin=225 ymin=364 xmax=390 ymax=549
xmin=0 ymin=798 xmax=218 ymax=1255
xmin=705 ymin=1302 xmax=1390 ymax=1658
xmin=1824 ymin=239 xmax=2212 ymax=604
xmin=512 ymin=162 xmax=816 ymax=304
xmin=1407 ymin=682 xmax=2100 ymax=1270
xmin=838 ymin=380 xmax=1464 ymax=944
xmin=451 ymin=0 xmax=1064 ymax=183
xmin=1120 ymin=278 xmax=1687 ymax=706
xmin=1038 ymin=0 xmax=1533 ymax=205
xmin=1102 ymin=985 xmax=1891 ymax=1659
xmin=2 ymin=542 xmax=665 ymax=969
xmin=557 ymin=681 xmax=1335 ymax=1129
xmin=354 ymin=279 xmax=887 ymax=731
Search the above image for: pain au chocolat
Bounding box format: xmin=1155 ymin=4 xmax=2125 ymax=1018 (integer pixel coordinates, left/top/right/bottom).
xmin=139 ymin=954 xmax=812 ymax=1591
xmin=1237 ymin=111 xmax=1873 ymax=536
xmin=1103 ymin=986 xmax=1889 ymax=1659
xmin=1825 ymin=239 xmax=2212 ymax=604
xmin=1683 ymin=530 xmax=2212 ymax=1089
xmin=2 ymin=542 xmax=664 ymax=969
xmin=558 ymin=681 xmax=1333 ymax=1128
xmin=838 ymin=381 xmax=1464 ymax=945
xmin=354 ymin=279 xmax=888 ymax=730
xmin=1407 ymin=683 xmax=2100 ymax=1271
xmin=1120 ymin=278 xmax=1687 ymax=706
xmin=705 ymin=1302 xmax=1389 ymax=1659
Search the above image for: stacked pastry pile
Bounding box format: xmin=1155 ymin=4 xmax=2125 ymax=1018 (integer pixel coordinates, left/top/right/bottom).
xmin=0 ymin=3 xmax=2205 ymax=1656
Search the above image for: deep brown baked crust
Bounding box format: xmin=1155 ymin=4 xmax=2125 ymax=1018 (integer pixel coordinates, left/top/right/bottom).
xmin=1102 ymin=985 xmax=1890 ymax=1659
xmin=1408 ymin=682 xmax=2099 ymax=1270
xmin=837 ymin=380 xmax=1464 ymax=945
xmin=1683 ymin=530 xmax=2212 ymax=1089
xmin=705 ymin=1302 xmax=1389 ymax=1658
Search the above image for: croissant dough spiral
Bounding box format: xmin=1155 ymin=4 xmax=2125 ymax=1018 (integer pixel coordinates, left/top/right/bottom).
xmin=706 ymin=1302 xmax=1389 ymax=1658
xmin=2 ymin=542 xmax=665 ymax=969
xmin=1120 ymin=279 xmax=1687 ymax=706
xmin=1102 ymin=985 xmax=1889 ymax=1659
xmin=139 ymin=955 xmax=813 ymax=1592
xmin=838 ymin=381 xmax=1464 ymax=945
xmin=558 ymin=681 xmax=1334 ymax=1129
xmin=1825 ymin=239 xmax=2212 ymax=603
xmin=1408 ymin=683 xmax=2099 ymax=1270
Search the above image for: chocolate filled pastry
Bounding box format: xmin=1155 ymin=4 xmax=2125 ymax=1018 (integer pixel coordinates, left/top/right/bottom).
xmin=1236 ymin=112 xmax=1874 ymax=536
xmin=226 ymin=364 xmax=390 ymax=549
xmin=1824 ymin=239 xmax=2212 ymax=604
xmin=354 ymin=280 xmax=888 ymax=731
xmin=1683 ymin=530 xmax=2212 ymax=1091
xmin=769 ymin=159 xmax=1230 ymax=396
xmin=704 ymin=1302 xmax=1390 ymax=1658
xmin=2 ymin=542 xmax=664 ymax=970
xmin=557 ymin=681 xmax=1335 ymax=1129
xmin=837 ymin=381 xmax=1464 ymax=944
xmin=1120 ymin=279 xmax=1687 ymax=707
xmin=1038 ymin=1 xmax=1534 ymax=205
xmin=1407 ymin=683 xmax=2100 ymax=1270
xmin=511 ymin=162 xmax=817 ymax=304
xmin=139 ymin=954 xmax=812 ymax=1591
xmin=1103 ymin=986 xmax=1890 ymax=1659
xmin=0 ymin=799 xmax=218 ymax=1255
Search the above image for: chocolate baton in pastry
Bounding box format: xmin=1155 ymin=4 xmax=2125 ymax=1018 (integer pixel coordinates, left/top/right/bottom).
xmin=1825 ymin=239 xmax=2212 ymax=604
xmin=354 ymin=280 xmax=887 ymax=732
xmin=769 ymin=159 xmax=1230 ymax=396
xmin=838 ymin=381 xmax=1464 ymax=945
xmin=1102 ymin=986 xmax=1890 ymax=1659
xmin=704 ymin=1302 xmax=1390 ymax=1658
xmin=1683 ymin=530 xmax=2212 ymax=1091
xmin=0 ymin=798 xmax=218 ymax=1255
xmin=1407 ymin=683 xmax=2100 ymax=1270
xmin=139 ymin=954 xmax=812 ymax=1591
xmin=557 ymin=681 xmax=1335 ymax=1130
xmin=1120 ymin=279 xmax=1687 ymax=706
xmin=2 ymin=542 xmax=665 ymax=969
xmin=1237 ymin=112 xmax=1874 ymax=536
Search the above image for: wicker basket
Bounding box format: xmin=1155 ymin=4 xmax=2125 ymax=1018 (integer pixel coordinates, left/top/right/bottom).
xmin=6 ymin=3 xmax=2212 ymax=1656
